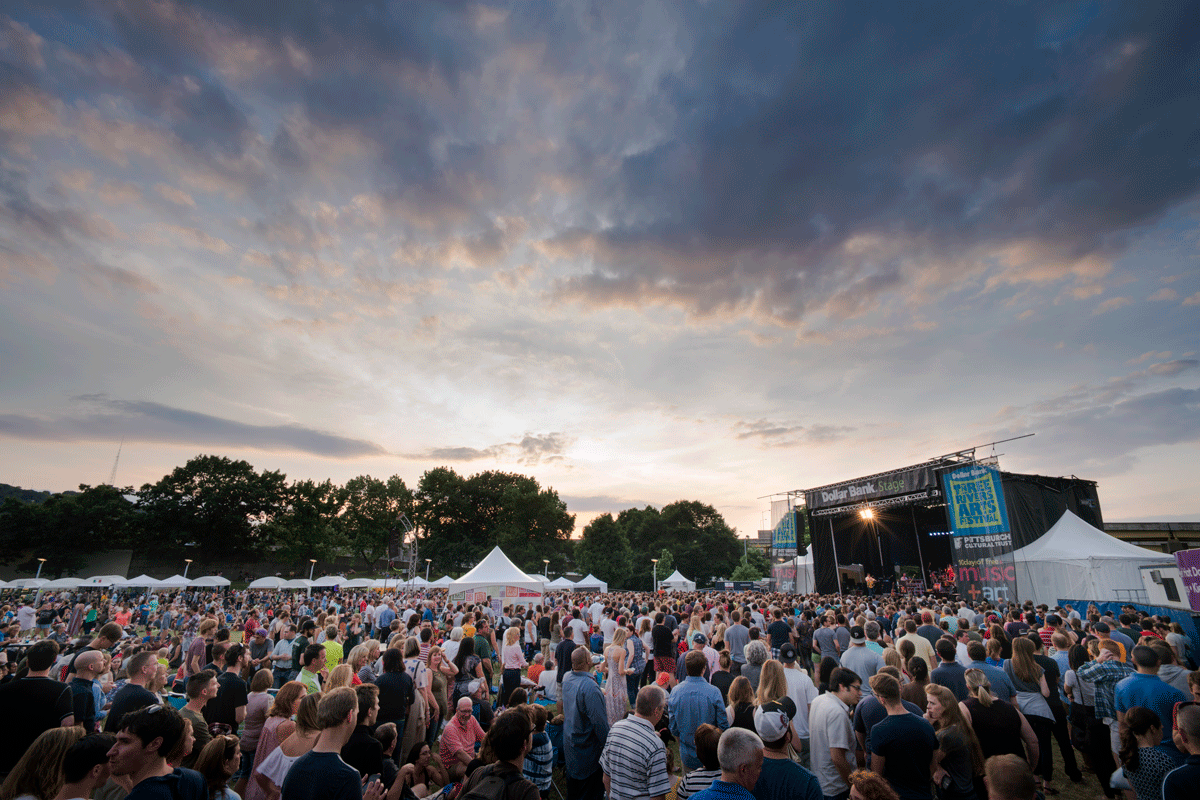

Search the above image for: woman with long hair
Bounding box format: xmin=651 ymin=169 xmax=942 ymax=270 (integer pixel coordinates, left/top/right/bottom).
xmin=816 ymin=656 xmax=839 ymax=694
xmin=428 ymin=645 xmax=457 ymax=727
xmin=602 ymin=627 xmax=630 ymax=723
xmin=1118 ymin=706 xmax=1178 ymax=800
xmin=500 ymin=625 xmax=528 ymax=709
xmin=0 ymin=726 xmax=83 ymax=800
xmin=194 ymin=734 xmax=242 ymax=800
xmin=451 ymin=635 xmax=483 ymax=705
xmin=402 ymin=636 xmax=434 ymax=760
xmin=901 ymin=656 xmax=930 ymax=712
xmin=725 ymin=676 xmax=756 ymax=731
xmin=401 ymin=740 xmax=449 ymax=795
xmin=638 ymin=617 xmax=654 ymax=686
xmin=925 ymin=683 xmax=984 ymax=800
xmin=1004 ymin=637 xmax=1055 ymax=792
xmin=960 ymin=669 xmax=1039 ymax=773
xmin=755 ymin=660 xmax=788 ymax=708
xmin=247 ymin=679 xmax=305 ymax=800
xmin=987 ymin=624 xmax=1011 ymax=662
xmin=251 ymin=692 xmax=320 ymax=800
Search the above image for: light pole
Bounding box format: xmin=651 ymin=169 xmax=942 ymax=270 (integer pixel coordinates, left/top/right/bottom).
xmin=183 ymin=558 xmax=193 ymax=579
xmin=308 ymin=559 xmax=317 ymax=581
xmin=651 ymin=558 xmax=659 ymax=593
xmin=33 ymin=558 xmax=47 ymax=606
xmin=543 ymin=559 xmax=550 ymax=578
xmin=425 ymin=558 xmax=431 ymax=582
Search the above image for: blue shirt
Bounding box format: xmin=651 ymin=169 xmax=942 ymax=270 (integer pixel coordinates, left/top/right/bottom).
xmin=1114 ymin=672 xmax=1188 ymax=750
xmin=562 ymin=670 xmax=610 ymax=779
xmin=692 ymin=778 xmax=756 ymax=800
xmin=967 ymin=660 xmax=1016 ymax=703
xmin=753 ymin=757 xmax=822 ymax=800
xmin=669 ymin=676 xmax=729 ymax=770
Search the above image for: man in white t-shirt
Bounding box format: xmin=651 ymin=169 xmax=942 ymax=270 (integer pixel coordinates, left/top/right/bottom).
xmin=568 ymin=616 xmax=589 ymax=647
xmin=589 ymin=600 xmax=605 ymax=626
xmin=600 ymin=609 xmax=618 ymax=646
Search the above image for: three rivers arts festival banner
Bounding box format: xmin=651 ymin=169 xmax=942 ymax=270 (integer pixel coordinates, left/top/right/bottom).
xmin=944 ymin=465 xmax=1018 ymax=604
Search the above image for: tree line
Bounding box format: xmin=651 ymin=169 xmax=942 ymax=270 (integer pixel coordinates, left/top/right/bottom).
xmin=0 ymin=455 xmax=766 ymax=589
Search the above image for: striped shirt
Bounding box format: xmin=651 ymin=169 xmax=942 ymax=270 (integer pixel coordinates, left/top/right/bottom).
xmin=599 ymin=715 xmax=671 ymax=800
xmin=523 ymin=731 xmax=554 ymax=790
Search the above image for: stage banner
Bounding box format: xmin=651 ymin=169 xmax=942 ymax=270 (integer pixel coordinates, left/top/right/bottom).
xmin=772 ymin=563 xmax=797 ymax=593
xmin=772 ymin=509 xmax=797 ymax=556
xmin=943 ymin=465 xmax=1010 ymax=536
xmin=953 ymin=532 xmax=1017 ymax=604
xmin=805 ymin=464 xmax=938 ymax=511
xmin=1176 ymin=549 xmax=1200 ymax=612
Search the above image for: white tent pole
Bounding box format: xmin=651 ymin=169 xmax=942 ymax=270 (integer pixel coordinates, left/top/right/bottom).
xmin=829 ymin=517 xmax=843 ymax=596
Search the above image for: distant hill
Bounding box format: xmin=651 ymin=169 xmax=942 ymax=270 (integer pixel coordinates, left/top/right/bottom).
xmin=0 ymin=483 xmax=79 ymax=504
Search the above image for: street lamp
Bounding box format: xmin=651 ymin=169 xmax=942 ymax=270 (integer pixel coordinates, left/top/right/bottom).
xmin=542 ymin=559 xmax=550 ymax=578
xmin=33 ymin=558 xmax=47 ymax=605
xmin=183 ymin=559 xmax=193 ymax=579
xmin=308 ymin=559 xmax=317 ymax=581
xmin=425 ymin=558 xmax=432 ymax=582
xmin=34 ymin=557 xmax=46 ymax=581
xmin=651 ymin=558 xmax=659 ymax=593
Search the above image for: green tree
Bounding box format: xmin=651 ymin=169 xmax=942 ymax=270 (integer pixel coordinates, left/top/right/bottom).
xmin=136 ymin=455 xmax=287 ymax=560
xmin=262 ymin=479 xmax=343 ymax=565
xmin=337 ymin=475 xmax=414 ymax=571
xmin=575 ymin=514 xmax=632 ymax=588
xmin=658 ymin=500 xmax=741 ymax=588
xmin=654 ymin=548 xmax=674 ymax=586
xmin=0 ymin=484 xmax=137 ymax=576
xmin=731 ymin=553 xmax=764 ymax=581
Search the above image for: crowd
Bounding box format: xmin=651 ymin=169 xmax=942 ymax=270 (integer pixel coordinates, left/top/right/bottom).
xmin=0 ymin=584 xmax=1198 ymax=800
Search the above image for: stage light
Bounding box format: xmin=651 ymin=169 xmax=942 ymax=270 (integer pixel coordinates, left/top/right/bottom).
xmin=860 ymin=508 xmax=875 ymax=520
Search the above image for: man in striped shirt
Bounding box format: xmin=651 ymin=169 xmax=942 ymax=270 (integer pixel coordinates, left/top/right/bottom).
xmin=601 ymin=685 xmax=671 ymax=800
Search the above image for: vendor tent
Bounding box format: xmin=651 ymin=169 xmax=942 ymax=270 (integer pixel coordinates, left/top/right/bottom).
xmin=431 ymin=575 xmax=454 ymax=587
xmin=42 ymin=577 xmax=84 ymax=590
xmin=340 ymin=578 xmax=375 ymax=589
xmin=659 ymin=570 xmax=695 ymax=592
xmin=1010 ymin=510 xmax=1174 ymax=604
xmin=80 ymin=575 xmax=128 ymax=587
xmin=546 ymin=576 xmax=576 ymax=590
xmin=310 ymin=575 xmax=347 ymax=588
xmin=158 ymin=575 xmax=191 ymax=589
xmin=793 ymin=552 xmax=816 ymax=594
xmin=524 ymin=573 xmax=547 ymax=584
xmin=247 ymin=576 xmax=286 ymax=590
xmin=10 ymin=577 xmax=48 ymax=589
xmin=573 ymin=574 xmax=608 ymax=593
xmin=126 ymin=574 xmax=163 ymax=588
xmin=281 ymin=578 xmax=313 ymax=590
xmin=448 ymin=547 xmax=544 ymax=606
xmin=189 ymin=575 xmax=231 ymax=588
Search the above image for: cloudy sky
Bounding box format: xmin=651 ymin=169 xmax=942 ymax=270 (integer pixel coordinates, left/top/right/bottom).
xmin=2 ymin=1 xmax=1198 ymax=540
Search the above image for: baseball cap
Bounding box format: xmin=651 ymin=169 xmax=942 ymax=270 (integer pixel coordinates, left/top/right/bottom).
xmin=255 ymin=628 xmax=268 ymax=636
xmin=778 ymin=642 xmax=797 ymax=663
xmin=656 ymin=672 xmax=671 ymax=687
xmin=753 ymin=697 xmax=796 ymax=742
xmin=850 ymin=626 xmax=866 ymax=644
xmin=692 ymin=632 xmax=707 ymax=645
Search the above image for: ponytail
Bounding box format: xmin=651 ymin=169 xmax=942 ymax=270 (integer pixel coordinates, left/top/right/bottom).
xmin=1120 ymin=707 xmax=1159 ymax=774
xmin=964 ymin=668 xmax=992 ymax=707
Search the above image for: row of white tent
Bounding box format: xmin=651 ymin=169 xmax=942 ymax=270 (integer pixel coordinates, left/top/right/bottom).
xmin=0 ymin=574 xmax=233 ymax=590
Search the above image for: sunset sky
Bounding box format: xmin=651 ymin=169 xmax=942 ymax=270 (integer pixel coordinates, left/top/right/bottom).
xmin=2 ymin=1 xmax=1198 ymax=540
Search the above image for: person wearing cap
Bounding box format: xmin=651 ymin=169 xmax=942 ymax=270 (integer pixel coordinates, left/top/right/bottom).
xmin=248 ymin=627 xmax=272 ymax=675
xmin=678 ymin=634 xmax=717 ymax=684
xmin=687 ymin=727 xmax=765 ymax=800
xmin=752 ymin=696 xmax=822 ymax=800
xmin=840 ymin=628 xmax=882 ymax=697
xmin=777 ymin=642 xmax=818 ymax=769
xmin=670 ymin=650 xmax=729 ymax=771
xmin=600 ymin=685 xmax=671 ymax=800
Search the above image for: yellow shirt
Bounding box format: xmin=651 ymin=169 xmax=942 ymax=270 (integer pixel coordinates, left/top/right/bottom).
xmin=322 ymin=639 xmax=344 ymax=666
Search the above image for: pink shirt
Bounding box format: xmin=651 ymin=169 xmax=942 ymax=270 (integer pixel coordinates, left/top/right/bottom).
xmin=502 ymin=644 xmax=528 ymax=670
xmin=440 ymin=715 xmax=486 ymax=767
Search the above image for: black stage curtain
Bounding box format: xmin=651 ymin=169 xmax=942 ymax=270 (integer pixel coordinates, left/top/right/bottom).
xmin=811 ymin=503 xmax=954 ymax=594
xmin=1001 ymin=472 xmax=1104 ymax=549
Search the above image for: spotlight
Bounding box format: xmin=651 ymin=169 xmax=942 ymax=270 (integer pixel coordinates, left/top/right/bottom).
xmin=860 ymin=508 xmax=875 ymax=520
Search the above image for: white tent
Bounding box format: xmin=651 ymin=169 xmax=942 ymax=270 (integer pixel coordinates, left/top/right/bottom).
xmin=341 ymin=578 xmax=375 ymax=589
xmin=80 ymin=575 xmax=128 ymax=587
xmin=10 ymin=577 xmax=49 ymax=589
xmin=431 ymin=575 xmax=454 ymax=586
xmin=247 ymin=576 xmax=287 ymax=590
xmin=1009 ymin=510 xmax=1174 ymax=604
xmin=42 ymin=577 xmax=84 ymax=590
xmin=573 ymin=574 xmax=609 ymax=593
xmin=310 ymin=575 xmax=347 ymax=588
xmin=448 ymin=547 xmax=544 ymax=606
xmin=158 ymin=575 xmax=191 ymax=589
xmin=126 ymin=574 xmax=164 ymax=588
xmin=659 ymin=570 xmax=695 ymax=592
xmin=190 ymin=575 xmax=231 ymax=588
xmin=281 ymin=578 xmax=313 ymax=590
xmin=546 ymin=576 xmax=576 ymax=590
xmin=793 ymin=552 xmax=816 ymax=594
xmin=524 ymin=573 xmax=547 ymax=584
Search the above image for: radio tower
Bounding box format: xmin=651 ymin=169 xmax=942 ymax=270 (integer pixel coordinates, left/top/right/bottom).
xmin=107 ymin=439 xmax=123 ymax=486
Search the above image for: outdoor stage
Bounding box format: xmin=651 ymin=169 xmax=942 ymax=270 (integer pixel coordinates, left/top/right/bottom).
xmin=773 ymin=451 xmax=1105 ymax=600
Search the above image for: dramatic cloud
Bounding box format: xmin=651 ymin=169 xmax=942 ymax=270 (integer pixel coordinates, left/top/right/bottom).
xmin=419 ymin=432 xmax=572 ymax=466
xmin=0 ymin=396 xmax=387 ymax=459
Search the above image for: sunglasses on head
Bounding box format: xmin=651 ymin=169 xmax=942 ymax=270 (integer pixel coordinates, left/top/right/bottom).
xmin=1173 ymin=700 xmax=1197 ymax=729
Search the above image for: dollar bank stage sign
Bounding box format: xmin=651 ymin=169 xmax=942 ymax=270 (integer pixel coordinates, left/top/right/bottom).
xmin=944 ymin=465 xmax=1018 ymax=604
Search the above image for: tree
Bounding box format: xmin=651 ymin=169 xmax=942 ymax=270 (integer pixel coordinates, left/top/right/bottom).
xmin=337 ymin=475 xmax=414 ymax=571
xmin=575 ymin=514 xmax=632 ymax=588
xmin=136 ymin=455 xmax=287 ymax=560
xmin=731 ymin=553 xmax=764 ymax=581
xmin=654 ymin=548 xmax=674 ymax=587
xmin=658 ymin=501 xmax=742 ymax=588
xmin=0 ymin=484 xmax=137 ymax=576
xmin=262 ymin=479 xmax=343 ymax=565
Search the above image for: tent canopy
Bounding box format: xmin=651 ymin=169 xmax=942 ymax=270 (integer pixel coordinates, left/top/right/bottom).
xmin=247 ymin=576 xmax=286 ymax=590
xmin=546 ymin=576 xmax=576 ymax=589
xmin=1011 ymin=510 xmax=1173 ymax=604
xmin=157 ymin=575 xmax=191 ymax=589
xmin=659 ymin=570 xmax=695 ymax=592
xmin=190 ymin=575 xmax=231 ymax=587
xmin=126 ymin=574 xmax=163 ymax=587
xmin=573 ymin=573 xmax=608 ymax=592
xmin=42 ymin=577 xmax=84 ymax=590
xmin=431 ymin=575 xmax=454 ymax=586
xmin=310 ymin=575 xmax=347 ymax=587
xmin=281 ymin=578 xmax=313 ymax=589
xmin=80 ymin=575 xmax=128 ymax=587
xmin=448 ymin=547 xmax=544 ymax=605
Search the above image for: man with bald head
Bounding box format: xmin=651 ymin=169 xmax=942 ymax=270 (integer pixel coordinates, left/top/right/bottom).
xmin=71 ymin=650 xmax=106 ymax=732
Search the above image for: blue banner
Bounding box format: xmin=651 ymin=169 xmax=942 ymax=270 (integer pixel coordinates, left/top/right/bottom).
xmin=772 ymin=509 xmax=797 ymax=555
xmin=943 ymin=465 xmax=1010 ymax=537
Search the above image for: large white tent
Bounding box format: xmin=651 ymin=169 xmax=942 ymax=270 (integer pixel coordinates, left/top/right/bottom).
xmin=158 ymin=575 xmax=191 ymax=589
xmin=448 ymin=547 xmax=543 ymax=606
xmin=574 ymin=574 xmax=608 ymax=593
xmin=247 ymin=576 xmax=287 ymax=590
xmin=1010 ymin=510 xmax=1174 ymax=604
xmin=775 ymin=553 xmax=816 ymax=594
xmin=546 ymin=576 xmax=576 ymax=590
xmin=659 ymin=570 xmax=695 ymax=592
xmin=431 ymin=575 xmax=454 ymax=587
xmin=189 ymin=575 xmax=231 ymax=588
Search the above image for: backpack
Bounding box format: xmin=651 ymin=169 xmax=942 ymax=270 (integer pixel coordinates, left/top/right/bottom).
xmin=462 ymin=765 xmax=523 ymax=800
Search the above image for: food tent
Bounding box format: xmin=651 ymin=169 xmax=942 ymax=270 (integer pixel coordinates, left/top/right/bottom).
xmin=42 ymin=577 xmax=84 ymax=590
xmin=80 ymin=575 xmax=129 ymax=587
xmin=189 ymin=575 xmax=231 ymax=588
xmin=1010 ymin=510 xmax=1174 ymax=604
xmin=158 ymin=575 xmax=191 ymax=589
xmin=431 ymin=575 xmax=454 ymax=586
xmin=546 ymin=576 xmax=576 ymax=590
xmin=281 ymin=578 xmax=313 ymax=590
xmin=659 ymin=570 xmax=696 ymax=592
xmin=310 ymin=575 xmax=347 ymax=588
xmin=340 ymin=578 xmax=375 ymax=589
xmin=126 ymin=574 xmax=164 ymax=588
xmin=448 ymin=547 xmax=543 ymax=606
xmin=573 ymin=574 xmax=608 ymax=593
